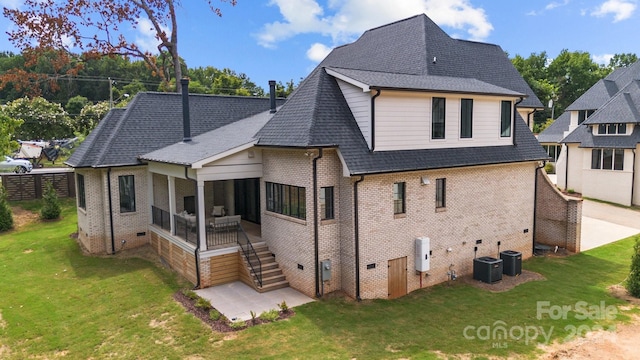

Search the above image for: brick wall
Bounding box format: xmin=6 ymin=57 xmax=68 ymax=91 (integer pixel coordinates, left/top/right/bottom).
xmin=353 ymin=162 xmax=537 ymax=299
xmin=535 ymin=170 xmax=582 ymax=252
xmin=76 ymin=166 xmax=150 ymax=254
xmin=261 ymin=147 xmax=539 ymax=299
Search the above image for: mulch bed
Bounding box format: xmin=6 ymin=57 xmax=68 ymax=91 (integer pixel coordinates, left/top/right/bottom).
xmin=173 ymin=291 xmax=295 ymax=332
xmin=461 ymin=270 xmax=546 ymax=292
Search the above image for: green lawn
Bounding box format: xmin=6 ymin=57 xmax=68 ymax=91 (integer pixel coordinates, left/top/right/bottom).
xmin=0 ymin=199 xmax=638 ymax=359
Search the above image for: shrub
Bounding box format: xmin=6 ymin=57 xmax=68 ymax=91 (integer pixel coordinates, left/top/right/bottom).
xmin=181 ymin=289 xmax=199 ymax=300
xmin=209 ymin=309 xmax=221 ymax=321
xmin=567 ymin=189 xmax=575 ymax=194
xmin=627 ymin=239 xmax=640 ymax=298
xmin=259 ymin=309 xmax=279 ymax=322
xmin=194 ymin=297 xmax=212 ymax=311
xmin=278 ymin=300 xmax=289 ymax=312
xmin=40 ymin=181 xmax=61 ymax=220
xmin=0 ymin=186 xmax=13 ymax=232
xmin=250 ymin=310 xmax=257 ymax=324
xmin=544 ymin=162 xmax=555 ymax=174
xmin=229 ymin=319 xmax=246 ymax=329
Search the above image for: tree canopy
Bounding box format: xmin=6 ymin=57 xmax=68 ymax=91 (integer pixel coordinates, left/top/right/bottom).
xmin=3 ymin=0 xmax=237 ymax=93
xmin=510 ymin=50 xmax=636 ymax=131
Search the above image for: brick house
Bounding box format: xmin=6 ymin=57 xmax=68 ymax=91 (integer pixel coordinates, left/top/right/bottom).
xmin=66 ymin=14 xmax=549 ymax=299
xmin=540 ymin=61 xmax=640 ymax=206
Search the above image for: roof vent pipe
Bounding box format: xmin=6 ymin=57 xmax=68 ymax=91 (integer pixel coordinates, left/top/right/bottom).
xmin=181 ymin=78 xmax=192 ymax=142
xmin=269 ymin=80 xmax=277 ymax=113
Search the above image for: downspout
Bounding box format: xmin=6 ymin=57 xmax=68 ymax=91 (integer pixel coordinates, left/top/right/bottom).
xmin=631 ymin=149 xmax=636 ymax=205
xmin=107 ymin=168 xmax=116 ymax=255
xmin=370 ymin=89 xmax=381 ymax=151
xmin=513 ymin=97 xmax=524 ymax=146
xmin=354 ymin=175 xmax=365 ymax=301
xmin=185 ymin=166 xmax=201 ymax=289
xmin=532 ymin=161 xmax=547 ymax=255
xmin=565 ymin=146 xmax=569 ymax=191
xmin=312 ymin=148 xmax=323 ymax=298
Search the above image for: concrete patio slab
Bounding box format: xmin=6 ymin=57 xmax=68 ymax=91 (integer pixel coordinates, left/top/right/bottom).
xmin=195 ymin=281 xmax=314 ymax=321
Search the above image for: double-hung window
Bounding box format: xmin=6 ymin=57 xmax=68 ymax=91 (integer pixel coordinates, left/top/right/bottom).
xmin=77 ymin=174 xmax=86 ymax=209
xmin=432 ymin=97 xmax=446 ymax=139
xmin=436 ymin=178 xmax=446 ymax=209
xmin=320 ymin=186 xmax=334 ymax=220
xmin=460 ymin=99 xmax=473 ymax=138
xmin=500 ymin=100 xmax=512 ymax=137
xmin=118 ymin=175 xmax=136 ymax=213
xmin=393 ymin=182 xmax=406 ymax=215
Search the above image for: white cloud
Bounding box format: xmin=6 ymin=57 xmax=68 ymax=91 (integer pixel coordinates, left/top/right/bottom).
xmin=545 ymin=0 xmax=570 ymax=10
xmin=592 ymin=53 xmax=614 ymax=65
xmin=255 ymin=0 xmax=493 ymax=62
xmin=306 ymin=42 xmax=332 ymax=62
xmin=591 ymin=0 xmax=636 ymax=22
xmin=134 ymin=17 xmax=166 ymax=53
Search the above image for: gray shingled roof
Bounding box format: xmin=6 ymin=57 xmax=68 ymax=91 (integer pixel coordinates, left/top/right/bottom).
xmin=582 ymin=81 xmax=640 ymax=125
xmin=66 ymin=92 xmax=284 ymax=168
xmin=567 ymin=61 xmax=640 ymax=111
xmin=563 ymin=124 xmax=640 ymax=149
xmin=141 ymin=109 xmax=276 ymax=166
xmin=319 ymin=14 xmax=542 ymax=108
xmin=327 ymin=67 xmax=525 ymax=96
xmin=560 ymin=60 xmax=640 ymax=148
xmin=537 ymin=112 xmax=571 ymax=143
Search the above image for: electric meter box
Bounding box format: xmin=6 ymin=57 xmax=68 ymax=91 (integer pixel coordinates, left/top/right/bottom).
xmin=415 ymin=237 xmax=430 ymax=272
xmin=320 ymin=259 xmax=331 ymax=281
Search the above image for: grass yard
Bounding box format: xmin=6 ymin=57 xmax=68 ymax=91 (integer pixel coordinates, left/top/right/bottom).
xmin=0 ymin=199 xmax=638 ymax=359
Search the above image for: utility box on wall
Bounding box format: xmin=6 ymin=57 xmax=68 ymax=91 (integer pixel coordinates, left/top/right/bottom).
xmin=320 ymin=259 xmax=331 ymax=281
xmin=415 ymin=237 xmax=430 ymax=272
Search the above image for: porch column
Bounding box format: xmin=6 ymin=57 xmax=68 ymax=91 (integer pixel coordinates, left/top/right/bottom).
xmin=224 ymin=180 xmax=235 ymax=215
xmin=147 ymin=172 xmax=154 ymax=224
xmin=168 ymin=176 xmax=176 ymax=234
xmin=197 ymin=180 xmax=207 ymax=250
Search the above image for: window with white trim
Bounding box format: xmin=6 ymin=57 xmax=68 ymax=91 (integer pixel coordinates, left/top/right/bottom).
xmin=591 ymin=148 xmax=624 ymax=171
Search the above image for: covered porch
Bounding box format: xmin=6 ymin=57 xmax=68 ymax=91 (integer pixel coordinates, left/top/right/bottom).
xmin=149 ymin=174 xmax=262 ymax=251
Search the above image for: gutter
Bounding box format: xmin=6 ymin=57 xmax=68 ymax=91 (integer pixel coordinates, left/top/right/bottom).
xmin=313 ymin=148 xmax=323 ymax=297
xmin=353 ymin=175 xmax=365 ymax=301
xmin=185 ymin=166 xmax=201 ymax=289
xmin=107 ymin=168 xmax=116 ymax=255
xmin=370 ymin=89 xmax=381 ymax=151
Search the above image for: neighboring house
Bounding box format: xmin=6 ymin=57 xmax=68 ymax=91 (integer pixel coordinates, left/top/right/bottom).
xmin=66 ymin=14 xmax=548 ymax=300
xmin=537 ymin=112 xmax=569 ymax=166
xmin=543 ymin=61 xmax=640 ymax=206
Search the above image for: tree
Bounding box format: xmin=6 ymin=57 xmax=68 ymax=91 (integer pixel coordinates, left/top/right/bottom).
xmin=0 ymin=111 xmax=23 ymax=155
xmin=40 ymin=181 xmax=61 ymax=220
xmin=609 ymin=53 xmax=639 ymax=69
xmin=3 ymin=0 xmax=237 ymax=93
xmin=4 ymin=97 xmax=73 ymax=140
xmin=0 ymin=186 xmax=13 ymax=232
xmin=546 ymin=50 xmax=610 ymax=115
xmin=627 ymin=239 xmax=640 ymax=298
xmin=65 ymin=96 xmax=90 ymax=118
xmin=77 ymin=102 xmax=111 ymax=135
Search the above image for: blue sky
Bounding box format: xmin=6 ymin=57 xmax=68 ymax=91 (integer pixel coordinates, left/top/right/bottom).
xmin=0 ymin=0 xmax=639 ymax=92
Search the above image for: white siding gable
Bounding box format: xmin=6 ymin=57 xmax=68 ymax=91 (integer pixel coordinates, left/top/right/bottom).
xmin=336 ymin=79 xmax=372 ymax=149
xmin=373 ymin=90 xmax=514 ymax=151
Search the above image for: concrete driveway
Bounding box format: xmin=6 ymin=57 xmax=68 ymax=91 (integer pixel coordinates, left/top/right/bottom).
xmin=581 ymin=199 xmax=640 ymax=251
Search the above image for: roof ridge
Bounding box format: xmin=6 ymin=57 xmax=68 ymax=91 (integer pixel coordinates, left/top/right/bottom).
xmin=363 ymin=14 xmax=424 ymax=33
xmin=93 ymin=94 xmax=141 ymax=166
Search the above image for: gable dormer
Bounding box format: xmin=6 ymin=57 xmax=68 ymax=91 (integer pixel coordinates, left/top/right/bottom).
xmin=328 ymin=68 xmax=524 ymax=151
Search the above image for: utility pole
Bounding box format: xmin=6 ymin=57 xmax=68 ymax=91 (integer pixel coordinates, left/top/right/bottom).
xmin=109 ymin=77 xmax=113 ymax=109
